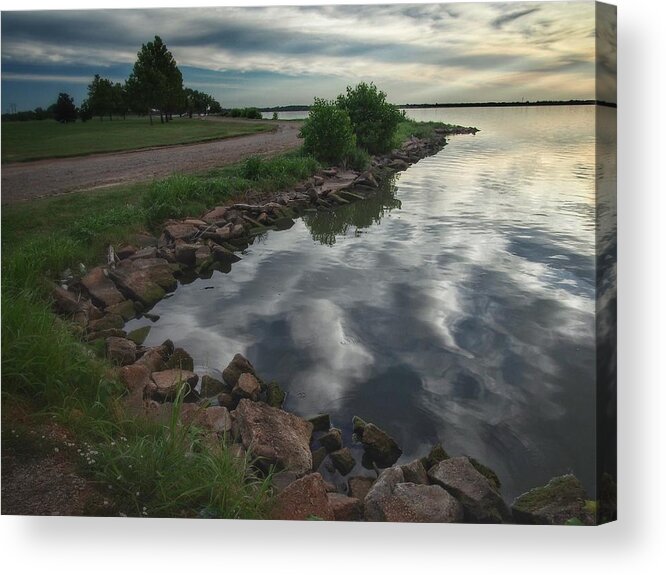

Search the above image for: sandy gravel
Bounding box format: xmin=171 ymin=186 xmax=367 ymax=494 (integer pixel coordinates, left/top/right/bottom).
xmin=1 ymin=121 xmax=302 ymax=204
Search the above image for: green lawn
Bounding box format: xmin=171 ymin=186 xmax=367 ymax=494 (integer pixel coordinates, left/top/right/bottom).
xmin=1 ymin=117 xmax=275 ymax=163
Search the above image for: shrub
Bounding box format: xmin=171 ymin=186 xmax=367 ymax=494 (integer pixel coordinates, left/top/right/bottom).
xmin=344 ymin=146 xmax=371 ymax=171
xmin=337 ymin=82 xmax=404 ymax=154
xmin=299 ymin=98 xmax=356 ymax=165
xmin=243 ymin=107 xmax=263 ymax=120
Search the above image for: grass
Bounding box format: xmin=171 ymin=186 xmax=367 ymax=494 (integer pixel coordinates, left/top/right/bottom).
xmin=393 ymin=119 xmax=460 ymax=145
xmin=1 ymin=116 xmax=275 ymax=163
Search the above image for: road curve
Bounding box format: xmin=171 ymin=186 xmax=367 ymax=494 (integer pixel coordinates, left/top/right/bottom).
xmin=1 ymin=121 xmax=302 ymax=204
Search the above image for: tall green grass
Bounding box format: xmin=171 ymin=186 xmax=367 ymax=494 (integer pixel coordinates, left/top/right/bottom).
xmin=86 ymin=397 xmax=273 ymax=518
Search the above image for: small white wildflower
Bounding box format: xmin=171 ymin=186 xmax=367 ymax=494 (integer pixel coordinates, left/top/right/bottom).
xmin=136 ymin=491 xmax=140 ymax=496
xmin=54 ymin=447 xmax=59 ymax=453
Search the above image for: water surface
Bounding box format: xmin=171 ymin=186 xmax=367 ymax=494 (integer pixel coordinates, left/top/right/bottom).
xmin=128 ymin=106 xmax=610 ymax=500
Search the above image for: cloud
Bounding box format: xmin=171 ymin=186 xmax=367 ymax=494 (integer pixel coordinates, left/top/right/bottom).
xmin=491 ymin=7 xmax=541 ymax=29
xmin=1 ymin=2 xmax=601 ymax=110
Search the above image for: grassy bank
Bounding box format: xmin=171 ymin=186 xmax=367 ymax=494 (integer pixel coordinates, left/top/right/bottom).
xmin=2 ymin=119 xmax=450 ymax=517
xmin=1 ymin=117 xmax=274 ymax=163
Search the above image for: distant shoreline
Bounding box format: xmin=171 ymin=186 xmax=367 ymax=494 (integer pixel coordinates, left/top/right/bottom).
xmin=261 ymin=100 xmax=616 ymax=113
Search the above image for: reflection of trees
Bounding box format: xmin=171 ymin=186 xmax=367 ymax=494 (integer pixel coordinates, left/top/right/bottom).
xmin=302 ymin=178 xmax=402 ymax=246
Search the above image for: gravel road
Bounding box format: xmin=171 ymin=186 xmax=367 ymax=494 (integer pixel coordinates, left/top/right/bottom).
xmin=1 ymin=121 xmax=302 ymax=204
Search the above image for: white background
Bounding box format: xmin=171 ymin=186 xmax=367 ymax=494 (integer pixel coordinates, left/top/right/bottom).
xmin=1 ymin=0 xmax=664 ymax=573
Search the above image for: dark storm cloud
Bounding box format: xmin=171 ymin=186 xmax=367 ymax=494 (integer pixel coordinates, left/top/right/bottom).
xmin=491 ymin=6 xmax=541 ymax=29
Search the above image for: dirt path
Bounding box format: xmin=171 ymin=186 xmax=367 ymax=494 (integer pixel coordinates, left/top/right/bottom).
xmin=1 ymin=121 xmax=302 ymax=204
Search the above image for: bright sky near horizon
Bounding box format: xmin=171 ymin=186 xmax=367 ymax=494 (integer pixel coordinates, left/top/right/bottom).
xmin=1 ymin=1 xmax=616 ymax=112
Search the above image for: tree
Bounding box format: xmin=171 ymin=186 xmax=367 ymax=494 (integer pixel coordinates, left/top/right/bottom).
xmin=337 ymin=82 xmax=404 ymax=154
xmin=86 ymin=74 xmax=114 ymax=121
xmin=299 ymin=98 xmax=356 ymax=165
xmin=128 ymin=36 xmax=183 ymax=124
xmin=53 ymin=93 xmax=77 ymax=123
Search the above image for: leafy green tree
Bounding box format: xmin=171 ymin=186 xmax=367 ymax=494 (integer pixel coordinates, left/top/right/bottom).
xmin=299 ymin=98 xmax=356 ymax=164
xmin=337 ymin=82 xmax=404 ymax=154
xmin=53 ymin=92 xmax=77 ymax=123
xmin=112 ymin=82 xmax=129 ymax=120
xmin=87 ymin=74 xmax=114 ymax=121
xmin=128 ymin=36 xmax=183 ymax=124
xmin=79 ymin=100 xmax=93 ymax=122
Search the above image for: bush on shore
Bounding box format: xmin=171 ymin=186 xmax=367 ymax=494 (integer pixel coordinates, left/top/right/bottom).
xmin=299 ymin=98 xmax=357 ymax=165
xmin=337 ymin=82 xmax=405 ymax=154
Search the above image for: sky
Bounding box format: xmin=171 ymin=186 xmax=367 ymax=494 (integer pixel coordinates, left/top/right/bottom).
xmin=1 ymin=1 xmax=616 ymax=112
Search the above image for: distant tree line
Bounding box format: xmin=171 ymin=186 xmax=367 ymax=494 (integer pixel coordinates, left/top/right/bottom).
xmin=2 ymin=36 xmax=223 ymax=124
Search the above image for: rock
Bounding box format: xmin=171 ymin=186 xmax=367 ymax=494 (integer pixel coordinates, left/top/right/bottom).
xmin=271 ymin=471 xmax=301 ymax=493
xmin=233 ymin=372 xmax=261 ymax=401
xmin=51 ymin=285 xmax=101 ymax=326
xmin=319 ymin=428 xmax=343 ymax=452
xmin=183 ymin=218 xmax=207 ymax=227
xmin=217 ymin=392 xmax=236 ymax=409
xmin=174 ymin=243 xmax=198 ymax=266
xmin=421 ymin=442 xmax=450 ymax=470
xmin=311 ymin=447 xmax=327 ymax=471
xmin=360 ymin=423 xmax=402 ymax=467
xmin=85 ymin=328 xmax=126 ymax=341
xmin=127 ymin=325 xmax=151 ymax=345
xmin=428 ymin=457 xmax=510 ymax=523
xmin=148 ymin=369 xmax=198 ymax=401
xmin=469 ymin=457 xmax=501 ymax=491
xmin=116 ymin=245 xmax=137 ymax=260
xmin=88 ymin=313 xmax=124 ymax=332
xmin=380 ymin=483 xmax=463 ymax=523
xmin=195 ymin=245 xmax=211 ymax=267
xmin=352 ymin=415 xmax=367 ymax=437
xmin=129 ymin=246 xmax=158 ymax=260
xmin=364 ymin=466 xmax=404 ymax=522
xmin=211 ymin=244 xmax=241 ymax=264
xmin=222 ymin=353 xmax=256 ymax=387
xmin=118 ymin=364 xmax=151 ymax=395
xmin=105 ymin=337 xmax=137 ymax=366
xmin=265 ymin=382 xmax=286 ymax=408
xmin=308 ymin=414 xmax=331 ymax=432
xmin=233 ymin=399 xmax=313 ymax=476
xmin=108 ymin=260 xmax=167 ymax=307
xmin=512 ymin=474 xmax=589 ymax=525
xmin=401 ymin=459 xmax=429 ymax=485
xmin=202 ymin=206 xmax=228 ymax=224
xmin=348 ymin=476 xmax=375 ymax=501
xmin=180 ymin=405 xmax=232 ymax=435
xmin=200 ymin=374 xmax=229 ymax=397
xmin=80 ymin=267 xmax=125 ymax=308
xmin=135 ymin=343 xmax=170 ymax=371
xmin=128 ymin=258 xmax=177 ymax=290
xmin=270 ymin=473 xmax=334 ymax=521
xmin=106 ymin=300 xmax=137 ymax=321
xmin=327 ymin=493 xmax=362 ymax=521
xmin=164 ymin=223 xmax=199 ymax=242
xmin=166 ymin=347 xmax=194 ymax=371
xmin=313 ymin=175 xmax=324 ymax=186
xmin=330 ymin=448 xmax=356 ymax=476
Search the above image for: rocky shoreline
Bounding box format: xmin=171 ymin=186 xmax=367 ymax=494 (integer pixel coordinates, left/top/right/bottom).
xmin=50 ymin=125 xmax=599 ymax=524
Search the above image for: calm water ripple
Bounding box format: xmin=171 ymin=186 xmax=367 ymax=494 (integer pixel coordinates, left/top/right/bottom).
xmin=127 ymin=106 xmax=615 ymax=499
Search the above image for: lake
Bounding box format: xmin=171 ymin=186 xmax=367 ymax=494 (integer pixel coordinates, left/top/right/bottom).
xmin=126 ymin=105 xmax=615 ymax=500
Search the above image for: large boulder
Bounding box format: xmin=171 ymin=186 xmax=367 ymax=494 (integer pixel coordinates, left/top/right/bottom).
xmin=81 ymin=267 xmax=126 ymax=308
xmin=421 ymin=442 xmax=450 ymax=470
xmin=360 ymin=423 xmax=402 ymax=467
xmin=401 ymin=459 xmax=429 ymax=485
xmin=329 ymin=448 xmax=356 ymax=476
xmin=180 ymin=405 xmax=232 ymax=435
xmin=380 ymin=483 xmax=464 ymax=523
xmin=327 ymin=493 xmax=362 ymax=521
xmin=232 ymin=372 xmax=261 ymax=401
xmin=348 ymin=476 xmax=375 ymax=501
xmin=319 ymin=428 xmax=343 ymax=452
xmin=166 ymin=347 xmax=194 ymax=371
xmin=200 ymin=374 xmax=230 ymax=397
xmin=222 ymin=353 xmax=257 ymax=387
xmin=109 ymin=258 xmax=175 ymax=307
xmin=148 ymin=369 xmax=198 ymax=401
xmin=364 ymin=466 xmax=405 ymax=522
xmin=270 ymin=473 xmax=335 ymax=521
xmin=232 ymin=399 xmax=313 ymax=477
xmin=105 ymin=337 xmax=137 ymax=366
xmin=308 ymin=414 xmax=331 ymax=432
xmin=512 ymin=474 xmax=591 ymax=525
xmin=428 ymin=456 xmax=510 ymax=523
xmin=164 ymin=222 xmax=199 ymax=242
